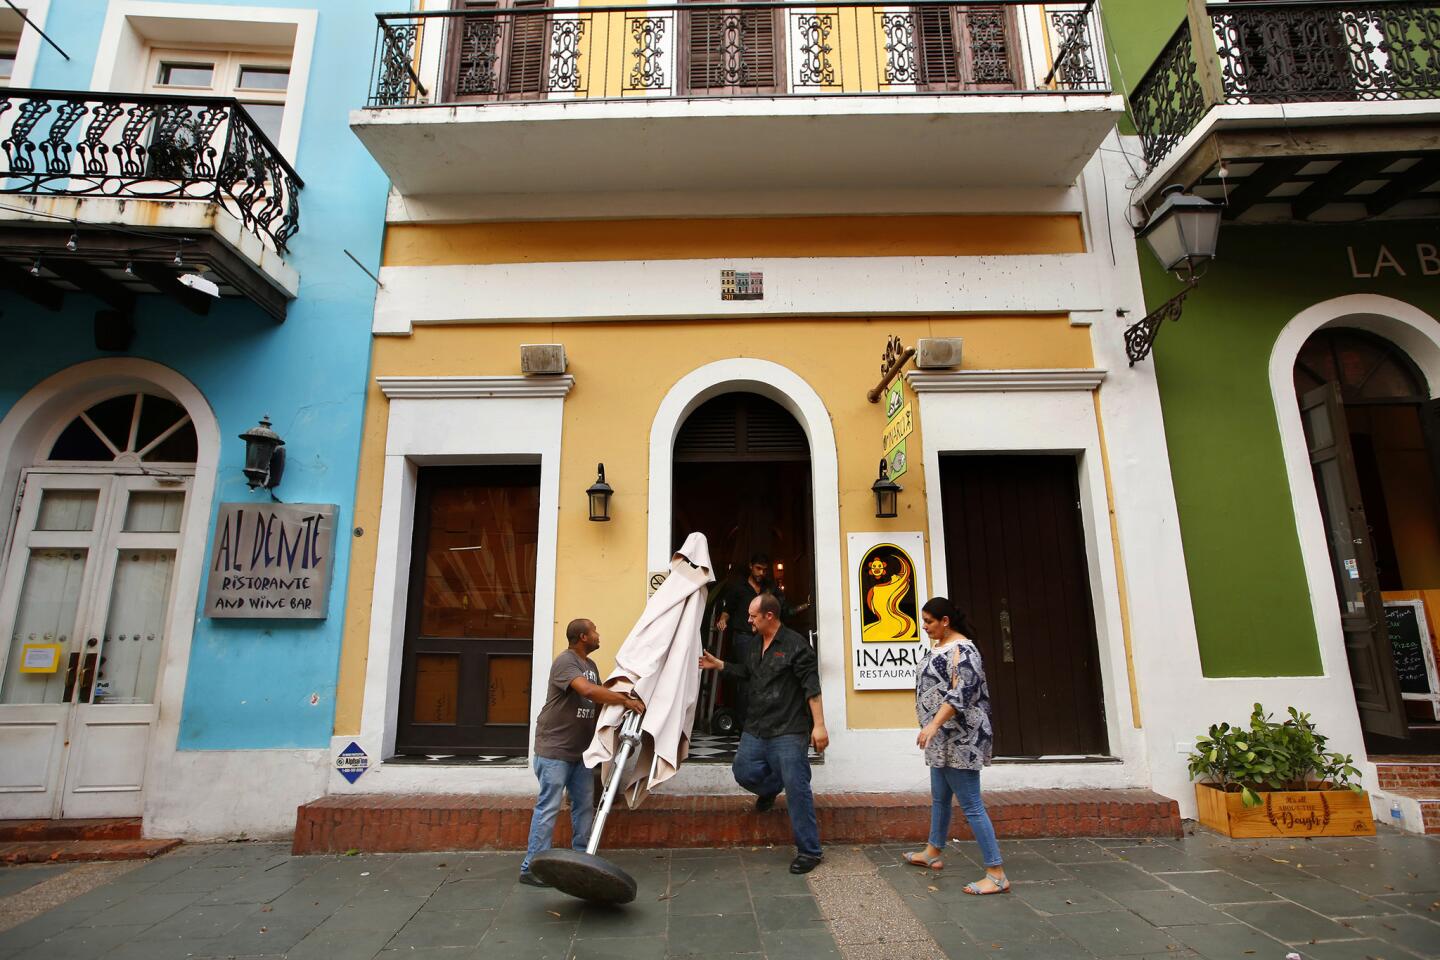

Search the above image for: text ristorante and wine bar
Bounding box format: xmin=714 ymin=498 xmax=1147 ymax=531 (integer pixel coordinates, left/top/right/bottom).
xmin=205 ymin=503 xmax=338 ymax=619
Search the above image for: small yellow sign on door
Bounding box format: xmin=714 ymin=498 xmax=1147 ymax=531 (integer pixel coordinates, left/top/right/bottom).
xmin=18 ymin=643 xmax=62 ymax=674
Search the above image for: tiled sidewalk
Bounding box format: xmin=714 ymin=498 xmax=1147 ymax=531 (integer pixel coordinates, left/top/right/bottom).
xmin=870 ymin=830 xmax=1440 ymax=959
xmin=0 ymin=828 xmax=1435 ymax=959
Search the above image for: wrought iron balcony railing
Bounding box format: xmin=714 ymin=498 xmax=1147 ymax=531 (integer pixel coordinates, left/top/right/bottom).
xmin=1131 ymin=1 xmax=1440 ymax=170
xmin=368 ymin=1 xmax=1108 ymax=108
xmin=0 ymin=90 xmax=304 ymax=255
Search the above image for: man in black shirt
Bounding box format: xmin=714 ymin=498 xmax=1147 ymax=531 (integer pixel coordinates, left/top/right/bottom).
xmin=712 ymin=554 xmax=809 ymax=731
xmin=700 ymin=593 xmax=828 ymax=874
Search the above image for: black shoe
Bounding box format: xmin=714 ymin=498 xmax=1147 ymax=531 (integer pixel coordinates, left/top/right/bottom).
xmin=755 ymin=793 xmax=778 ymax=813
xmin=518 ymin=871 xmax=551 ymax=888
xmin=789 ymin=854 xmax=823 ymax=875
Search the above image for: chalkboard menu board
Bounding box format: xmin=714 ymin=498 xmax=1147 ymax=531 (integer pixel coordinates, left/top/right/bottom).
xmin=1387 ymin=603 xmax=1432 ymax=695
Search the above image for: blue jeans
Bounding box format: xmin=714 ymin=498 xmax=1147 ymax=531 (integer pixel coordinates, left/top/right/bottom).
xmin=929 ymin=767 xmax=1003 ymax=868
xmin=521 ymin=756 xmax=595 ymax=874
xmin=732 ymin=732 xmax=821 ymax=858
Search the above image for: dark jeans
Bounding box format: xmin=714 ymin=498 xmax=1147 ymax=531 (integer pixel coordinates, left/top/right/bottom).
xmin=732 ymin=732 xmax=821 ymax=858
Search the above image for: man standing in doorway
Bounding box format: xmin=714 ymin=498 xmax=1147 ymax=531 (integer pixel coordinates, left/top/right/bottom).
xmin=699 ymin=593 xmax=828 ymax=874
xmin=713 ymin=553 xmax=810 ymax=730
xmin=520 ymin=618 xmax=644 ymax=887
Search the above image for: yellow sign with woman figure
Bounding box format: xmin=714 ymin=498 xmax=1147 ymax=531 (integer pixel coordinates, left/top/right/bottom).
xmin=848 ymin=533 xmax=930 ymax=690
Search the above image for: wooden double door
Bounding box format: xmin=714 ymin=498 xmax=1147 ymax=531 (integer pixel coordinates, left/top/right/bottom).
xmin=396 ymin=466 xmax=540 ymax=756
xmin=938 ymin=454 xmax=1108 ymax=758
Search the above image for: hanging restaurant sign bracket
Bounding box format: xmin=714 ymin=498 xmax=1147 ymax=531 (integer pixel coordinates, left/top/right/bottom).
xmin=867 ymin=335 xmax=916 ymax=403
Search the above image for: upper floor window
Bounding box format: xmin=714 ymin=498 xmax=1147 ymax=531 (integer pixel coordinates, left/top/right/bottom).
xmin=148 ymin=47 xmax=290 ymax=144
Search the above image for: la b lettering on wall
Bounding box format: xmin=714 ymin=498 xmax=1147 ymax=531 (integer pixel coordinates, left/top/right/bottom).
xmin=206 ymin=503 xmax=339 ymax=619
xmin=847 ymin=531 xmax=929 ymax=690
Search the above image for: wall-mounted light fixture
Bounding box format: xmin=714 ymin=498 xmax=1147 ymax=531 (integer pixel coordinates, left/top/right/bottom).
xmin=1125 ymin=185 xmax=1223 ymax=366
xmin=239 ymin=415 xmax=286 ymax=490
xmin=872 ymin=458 xmax=901 ymax=519
xmin=586 ymin=463 xmax=613 ymax=522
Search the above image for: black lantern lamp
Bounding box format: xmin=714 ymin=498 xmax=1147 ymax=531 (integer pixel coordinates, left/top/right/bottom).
xmin=872 ymin=458 xmax=901 ymax=519
xmin=586 ymin=463 xmax=613 ymax=522
xmin=1125 ymin=185 xmax=1223 ymax=366
xmin=239 ymin=415 xmax=286 ymax=490
xmin=1138 ymin=184 xmax=1222 ymax=282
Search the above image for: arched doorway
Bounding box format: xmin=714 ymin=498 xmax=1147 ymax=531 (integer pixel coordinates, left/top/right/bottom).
xmin=671 ymin=392 xmax=816 ymax=740
xmin=0 ymin=391 xmax=198 ymax=818
xmin=1294 ymin=328 xmax=1440 ymax=749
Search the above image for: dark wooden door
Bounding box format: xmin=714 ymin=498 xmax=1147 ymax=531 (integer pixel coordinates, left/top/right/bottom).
xmin=1299 ymin=384 xmax=1407 ymax=740
xmin=913 ymin=4 xmax=1020 ymax=91
xmin=681 ymin=0 xmax=784 ymax=95
xmin=396 ymin=465 xmax=541 ymax=755
xmin=445 ymin=0 xmax=552 ymax=102
xmin=938 ymin=454 xmax=1107 ymax=757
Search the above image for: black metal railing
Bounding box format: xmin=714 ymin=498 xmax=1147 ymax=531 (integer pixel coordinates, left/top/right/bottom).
xmin=0 ymin=90 xmax=304 ymax=255
xmin=368 ymin=1 xmax=1108 ymax=107
xmin=1131 ymin=1 xmax=1440 ymax=170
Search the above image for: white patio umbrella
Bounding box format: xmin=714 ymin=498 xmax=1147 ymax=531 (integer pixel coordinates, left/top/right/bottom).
xmin=584 ymin=531 xmax=714 ymax=807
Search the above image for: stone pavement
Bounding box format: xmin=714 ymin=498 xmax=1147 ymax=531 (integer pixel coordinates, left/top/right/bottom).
xmin=0 ymin=827 xmax=1435 ymax=960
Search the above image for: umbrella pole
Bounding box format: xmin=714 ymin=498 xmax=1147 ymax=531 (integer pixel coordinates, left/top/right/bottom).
xmin=586 ymin=708 xmax=644 ymax=856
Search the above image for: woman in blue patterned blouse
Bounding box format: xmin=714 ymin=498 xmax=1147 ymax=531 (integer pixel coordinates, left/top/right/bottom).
xmin=906 ymin=596 xmax=1009 ymax=894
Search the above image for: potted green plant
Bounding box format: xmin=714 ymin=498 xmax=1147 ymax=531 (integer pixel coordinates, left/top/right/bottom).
xmin=1187 ymin=704 xmax=1373 ymax=838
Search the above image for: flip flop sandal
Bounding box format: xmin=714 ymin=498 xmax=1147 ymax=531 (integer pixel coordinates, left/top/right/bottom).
xmin=904 ymin=852 xmax=944 ymax=870
xmin=963 ymin=877 xmax=1011 ymax=895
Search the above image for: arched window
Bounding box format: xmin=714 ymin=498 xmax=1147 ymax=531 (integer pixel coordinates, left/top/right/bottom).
xmin=1293 ymin=328 xmax=1428 ymax=404
xmin=47 ymin=393 xmax=198 ymax=465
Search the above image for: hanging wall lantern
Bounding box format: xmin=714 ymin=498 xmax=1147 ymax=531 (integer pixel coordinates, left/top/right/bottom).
xmin=1138 ymin=184 xmax=1222 ymax=281
xmin=239 ymin=415 xmax=286 ymax=490
xmin=1125 ymin=185 xmax=1223 ymax=366
xmin=872 ymin=458 xmax=901 ymax=519
xmin=586 ymin=463 xmax=613 ymax=522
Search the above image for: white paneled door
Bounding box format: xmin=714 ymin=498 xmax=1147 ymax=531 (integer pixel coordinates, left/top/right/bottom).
xmin=0 ymin=472 xmax=187 ymax=818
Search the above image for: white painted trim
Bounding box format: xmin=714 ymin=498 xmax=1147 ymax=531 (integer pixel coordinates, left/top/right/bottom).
xmin=372 ymin=256 xmax=1104 ymax=334
xmin=646 ymin=360 xmax=848 ymax=738
xmin=1268 ymin=293 xmax=1440 ymax=706
xmin=350 ymin=393 xmax=566 ymax=785
xmin=90 ymin=2 xmax=316 ymax=163
xmin=5 ymin=0 xmax=50 ymax=88
xmin=916 ymin=388 xmax=1145 ymax=778
xmin=376 ymin=376 xmax=575 ymax=399
xmin=906 ymin=369 xmax=1107 ymax=393
xmin=0 ymin=359 xmax=219 ymax=827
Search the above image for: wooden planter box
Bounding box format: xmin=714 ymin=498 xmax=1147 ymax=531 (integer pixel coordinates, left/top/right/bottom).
xmin=1195 ymin=783 xmax=1375 ymax=838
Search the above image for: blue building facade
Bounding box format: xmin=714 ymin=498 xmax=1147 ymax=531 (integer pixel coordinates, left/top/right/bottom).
xmin=0 ymin=0 xmax=388 ymax=836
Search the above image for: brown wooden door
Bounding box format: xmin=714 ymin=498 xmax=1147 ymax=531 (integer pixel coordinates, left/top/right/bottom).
xmin=1299 ymin=384 xmax=1408 ymax=739
xmin=914 ymin=4 xmax=1019 ymax=91
xmin=681 ymin=0 xmax=784 ymax=95
xmin=396 ymin=465 xmax=541 ymax=755
xmin=938 ymin=454 xmax=1107 ymax=757
xmin=446 ymin=0 xmax=551 ymax=102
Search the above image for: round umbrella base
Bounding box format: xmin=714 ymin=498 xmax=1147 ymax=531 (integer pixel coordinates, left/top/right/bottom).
xmin=528 ymin=849 xmax=638 ymax=905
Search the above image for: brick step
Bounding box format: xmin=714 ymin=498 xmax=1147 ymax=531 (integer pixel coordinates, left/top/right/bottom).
xmin=292 ymin=789 xmax=1182 ymax=855
xmin=0 ymin=818 xmax=142 ymax=843
xmin=0 ymin=838 xmax=181 ymax=864
xmin=1374 ymin=758 xmax=1440 ymax=791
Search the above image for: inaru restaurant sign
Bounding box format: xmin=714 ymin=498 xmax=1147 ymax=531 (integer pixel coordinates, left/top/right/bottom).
xmin=205 ymin=503 xmax=337 ymax=619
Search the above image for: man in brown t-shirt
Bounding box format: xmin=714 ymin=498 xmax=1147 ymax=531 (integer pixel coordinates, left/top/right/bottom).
xmin=520 ymin=618 xmax=644 ymax=887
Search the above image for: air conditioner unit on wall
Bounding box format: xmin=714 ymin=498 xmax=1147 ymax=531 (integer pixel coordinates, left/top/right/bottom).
xmin=915 ymin=338 xmax=962 ymax=370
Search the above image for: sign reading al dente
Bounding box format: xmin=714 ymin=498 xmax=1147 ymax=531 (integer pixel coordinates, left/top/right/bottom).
xmin=847 ymin=532 xmax=929 ymax=690
xmin=205 ymin=503 xmax=337 ymax=619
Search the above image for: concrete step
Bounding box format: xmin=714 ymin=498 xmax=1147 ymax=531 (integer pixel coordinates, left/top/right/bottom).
xmin=0 ymin=838 xmax=181 ymax=864
xmin=0 ymin=817 xmax=142 ymax=843
xmin=293 ymin=789 xmax=1182 ymax=854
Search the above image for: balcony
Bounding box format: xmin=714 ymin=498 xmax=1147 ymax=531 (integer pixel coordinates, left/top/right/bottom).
xmin=350 ymin=1 xmax=1122 ymax=203
xmin=0 ymin=90 xmax=303 ymax=321
xmin=1129 ymin=0 xmax=1440 ymax=222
